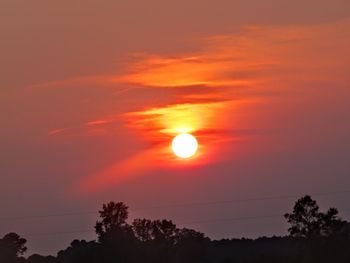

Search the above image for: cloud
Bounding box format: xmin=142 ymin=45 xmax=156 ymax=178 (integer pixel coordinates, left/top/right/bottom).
xmin=115 ymin=27 xmax=303 ymax=89
xmin=117 ymin=19 xmax=350 ymax=90
xmin=72 ymin=19 xmax=350 ymax=191
xmin=85 ymin=120 xmax=109 ymax=126
xmin=48 ymin=128 xmax=68 ymax=136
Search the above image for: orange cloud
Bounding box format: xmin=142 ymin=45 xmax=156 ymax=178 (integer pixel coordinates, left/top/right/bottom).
xmin=117 ymin=19 xmax=350 ymax=91
xmin=48 ymin=128 xmax=68 ymax=136
xmin=115 ymin=29 xmax=300 ymax=89
xmin=86 ymin=120 xmax=109 ymax=126
xmin=117 ymin=55 xmax=255 ymax=88
xmin=117 ymin=19 xmax=350 ymax=165
xmin=75 ymin=19 xmax=350 ymax=192
xmin=77 ymin=149 xmax=156 ymax=194
xmin=126 ymin=102 xmax=229 ymax=136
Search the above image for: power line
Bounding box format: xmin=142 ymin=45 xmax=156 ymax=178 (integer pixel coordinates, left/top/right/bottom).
xmin=181 ymin=209 xmax=350 ymax=225
xmin=1 ymin=189 xmax=350 ymax=222
xmin=16 ymin=209 xmax=350 ymax=239
xmin=0 ymin=211 xmax=97 ymax=221
xmin=138 ymin=189 xmax=350 ymax=210
xmin=180 ymin=214 xmax=283 ymax=225
xmin=25 ymin=230 xmax=92 ymax=238
xmin=13 ymin=214 xmax=286 ymax=238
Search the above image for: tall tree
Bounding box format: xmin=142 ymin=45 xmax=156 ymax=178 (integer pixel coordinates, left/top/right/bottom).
xmin=94 ymin=201 xmax=136 ymax=262
xmin=284 ymin=195 xmax=345 ymax=238
xmin=0 ymin=233 xmax=27 ymax=263
xmin=95 ymin=201 xmax=131 ymax=241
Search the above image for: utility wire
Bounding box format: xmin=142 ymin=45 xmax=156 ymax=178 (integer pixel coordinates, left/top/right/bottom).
xmin=18 ymin=209 xmax=350 ymax=239
xmin=1 ymin=189 xmax=350 ymax=222
xmin=17 ymin=214 xmax=287 ymax=238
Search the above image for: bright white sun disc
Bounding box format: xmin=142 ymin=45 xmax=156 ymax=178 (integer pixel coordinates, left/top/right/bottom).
xmin=171 ymin=133 xmax=198 ymax=159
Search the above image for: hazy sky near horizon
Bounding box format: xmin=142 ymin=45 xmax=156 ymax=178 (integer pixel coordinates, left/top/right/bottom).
xmin=1 ymin=0 xmax=350 ymax=255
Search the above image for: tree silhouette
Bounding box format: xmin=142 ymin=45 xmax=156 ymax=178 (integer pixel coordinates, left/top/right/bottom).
xmin=56 ymin=240 xmax=98 ymax=263
xmin=132 ymin=218 xmax=186 ymax=244
xmin=0 ymin=233 xmax=27 ymax=263
xmin=1 ymin=197 xmax=350 ymax=263
xmin=174 ymin=228 xmax=210 ymax=263
xmin=284 ymin=195 xmax=345 ymax=238
xmin=151 ymin=219 xmax=178 ymax=245
xmin=27 ymin=254 xmax=56 ymax=263
xmin=95 ymin=201 xmax=130 ymax=240
xmin=132 ymin=218 xmax=153 ymax=242
xmin=94 ymin=201 xmax=136 ymax=262
xmin=177 ymin=228 xmax=208 ymax=243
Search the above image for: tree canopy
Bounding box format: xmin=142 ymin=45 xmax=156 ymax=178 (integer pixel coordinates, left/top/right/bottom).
xmin=284 ymin=195 xmax=347 ymax=238
xmin=3 ymin=196 xmax=350 ymax=263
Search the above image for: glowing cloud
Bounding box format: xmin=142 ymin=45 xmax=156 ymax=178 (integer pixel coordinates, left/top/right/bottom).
xmin=126 ymin=102 xmax=229 ymax=136
xmin=76 ymin=19 xmax=350 ymax=192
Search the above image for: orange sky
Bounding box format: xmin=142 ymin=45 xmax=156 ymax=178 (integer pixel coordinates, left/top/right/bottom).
xmin=69 ymin=20 xmax=350 ymax=193
xmin=1 ymin=0 xmax=350 ymax=255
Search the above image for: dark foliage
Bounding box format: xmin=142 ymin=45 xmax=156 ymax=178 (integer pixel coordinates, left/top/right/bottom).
xmin=0 ymin=232 xmax=27 ymax=263
xmin=2 ymin=196 xmax=350 ymax=263
xmin=284 ymin=195 xmax=347 ymax=238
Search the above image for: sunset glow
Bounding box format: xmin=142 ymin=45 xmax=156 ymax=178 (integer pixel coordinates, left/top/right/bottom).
xmin=36 ymin=18 xmax=350 ymax=194
xmin=171 ymin=133 xmax=198 ymax=159
xmin=2 ymin=1 xmax=350 ymax=257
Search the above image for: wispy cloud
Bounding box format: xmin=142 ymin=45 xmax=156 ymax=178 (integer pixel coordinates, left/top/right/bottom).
xmin=70 ymin=19 xmax=350 ymax=191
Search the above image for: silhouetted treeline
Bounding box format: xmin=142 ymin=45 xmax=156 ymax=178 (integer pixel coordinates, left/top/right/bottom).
xmin=1 ymin=195 xmax=350 ymax=263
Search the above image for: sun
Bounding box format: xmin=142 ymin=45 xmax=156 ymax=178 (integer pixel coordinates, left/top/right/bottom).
xmin=171 ymin=133 xmax=198 ymax=159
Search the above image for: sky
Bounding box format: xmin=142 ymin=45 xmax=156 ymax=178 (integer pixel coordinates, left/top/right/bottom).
xmin=1 ymin=0 xmax=350 ymax=256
